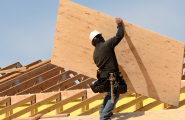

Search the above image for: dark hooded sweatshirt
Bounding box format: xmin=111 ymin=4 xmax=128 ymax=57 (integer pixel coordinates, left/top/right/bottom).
xmin=93 ymin=23 xmax=124 ymax=72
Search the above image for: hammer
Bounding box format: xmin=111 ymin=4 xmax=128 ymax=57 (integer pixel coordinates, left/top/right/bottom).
xmin=109 ymin=73 xmax=115 ymax=103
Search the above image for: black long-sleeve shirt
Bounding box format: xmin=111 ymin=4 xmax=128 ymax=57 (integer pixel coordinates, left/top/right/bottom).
xmin=93 ymin=23 xmax=124 ymax=72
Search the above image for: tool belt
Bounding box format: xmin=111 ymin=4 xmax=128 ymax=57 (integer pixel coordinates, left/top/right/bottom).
xmin=90 ymin=70 xmax=127 ymax=94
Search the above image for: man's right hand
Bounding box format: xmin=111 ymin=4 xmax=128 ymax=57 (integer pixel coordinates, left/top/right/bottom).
xmin=115 ymin=18 xmax=123 ymax=23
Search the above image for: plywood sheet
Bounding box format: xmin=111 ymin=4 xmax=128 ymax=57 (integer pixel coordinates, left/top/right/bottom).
xmin=40 ymin=109 xmax=185 ymax=120
xmin=51 ymin=0 xmax=184 ymax=106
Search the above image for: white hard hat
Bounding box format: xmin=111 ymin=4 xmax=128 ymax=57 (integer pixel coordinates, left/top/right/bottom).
xmin=89 ymin=30 xmax=101 ymax=41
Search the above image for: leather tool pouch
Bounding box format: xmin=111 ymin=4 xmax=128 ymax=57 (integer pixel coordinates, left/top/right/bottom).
xmin=91 ymin=70 xmax=127 ymax=94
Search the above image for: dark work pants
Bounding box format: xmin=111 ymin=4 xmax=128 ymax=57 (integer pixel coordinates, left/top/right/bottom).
xmin=99 ymin=92 xmax=120 ymax=120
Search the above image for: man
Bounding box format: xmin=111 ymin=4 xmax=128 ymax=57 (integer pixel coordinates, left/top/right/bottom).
xmin=89 ymin=18 xmax=125 ymax=120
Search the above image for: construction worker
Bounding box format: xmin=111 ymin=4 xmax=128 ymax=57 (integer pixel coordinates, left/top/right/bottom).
xmin=89 ymin=18 xmax=126 ymax=120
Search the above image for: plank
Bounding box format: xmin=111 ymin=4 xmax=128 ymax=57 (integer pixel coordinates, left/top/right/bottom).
xmin=12 ymin=114 xmax=70 ymax=120
xmin=28 ymin=114 xmax=42 ymax=120
xmin=3 ymin=93 xmax=60 ymax=120
xmin=51 ymin=0 xmax=184 ymax=106
xmin=0 ymin=67 xmax=26 ymax=74
xmin=0 ymin=67 xmax=63 ymax=96
xmin=37 ymin=109 xmax=185 ymax=120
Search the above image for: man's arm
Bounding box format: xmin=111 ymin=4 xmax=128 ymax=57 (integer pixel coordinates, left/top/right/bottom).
xmin=105 ymin=18 xmax=124 ymax=48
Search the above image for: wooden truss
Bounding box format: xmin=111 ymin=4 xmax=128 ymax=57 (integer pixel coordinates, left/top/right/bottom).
xmin=0 ymin=55 xmax=185 ymax=120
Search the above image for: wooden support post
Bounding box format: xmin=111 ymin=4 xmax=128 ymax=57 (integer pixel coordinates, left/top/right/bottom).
xmin=84 ymin=92 xmax=89 ymax=111
xmin=81 ymin=93 xmax=86 ymax=113
xmin=30 ymin=97 xmax=36 ymax=115
xmin=5 ymin=100 xmax=10 ymax=117
xmin=135 ymin=93 xmax=143 ymax=110
xmin=56 ymin=95 xmax=61 ymax=114
xmin=163 ymin=103 xmax=170 ymax=109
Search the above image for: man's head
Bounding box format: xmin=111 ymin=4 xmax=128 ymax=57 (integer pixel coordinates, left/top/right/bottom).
xmin=89 ymin=30 xmax=104 ymax=46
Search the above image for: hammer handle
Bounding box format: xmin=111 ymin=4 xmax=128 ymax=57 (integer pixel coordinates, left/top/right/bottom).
xmin=110 ymin=81 xmax=114 ymax=103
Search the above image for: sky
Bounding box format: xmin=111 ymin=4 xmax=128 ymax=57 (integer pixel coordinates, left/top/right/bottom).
xmin=0 ymin=0 xmax=185 ymax=68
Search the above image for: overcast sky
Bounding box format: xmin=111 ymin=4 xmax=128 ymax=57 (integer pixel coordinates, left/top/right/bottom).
xmin=0 ymin=0 xmax=185 ymax=68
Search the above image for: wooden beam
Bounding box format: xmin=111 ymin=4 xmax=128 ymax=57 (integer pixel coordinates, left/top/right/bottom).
xmin=0 ymin=97 xmax=11 ymax=106
xmin=41 ymin=74 xmax=85 ymax=93
xmin=24 ymin=60 xmax=42 ymax=68
xmin=0 ymin=62 xmax=54 ymax=93
xmin=1 ymin=62 xmax=21 ymax=70
xmin=59 ymin=93 xmax=104 ymax=114
xmin=30 ymin=90 xmax=86 ymax=117
xmin=0 ymin=60 xmax=40 ymax=80
xmin=35 ymin=109 xmax=185 ymax=120
xmin=28 ymin=114 xmax=42 ymax=120
xmin=113 ymin=96 xmax=148 ymax=113
xmin=0 ymin=62 xmax=21 ymax=76
xmin=17 ymin=70 xmax=74 ymax=95
xmin=0 ymin=90 xmax=86 ymax=105
xmin=3 ymin=92 xmax=60 ymax=120
xmin=0 ymin=95 xmax=35 ymax=116
xmin=0 ymin=59 xmax=51 ymax=85
xmin=0 ymin=67 xmax=64 ymax=96
xmin=39 ymin=114 xmax=70 ymax=118
xmin=0 ymin=67 xmax=26 ymax=74
xmin=12 ymin=114 xmax=70 ymax=120
xmin=66 ymin=78 xmax=96 ymax=90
